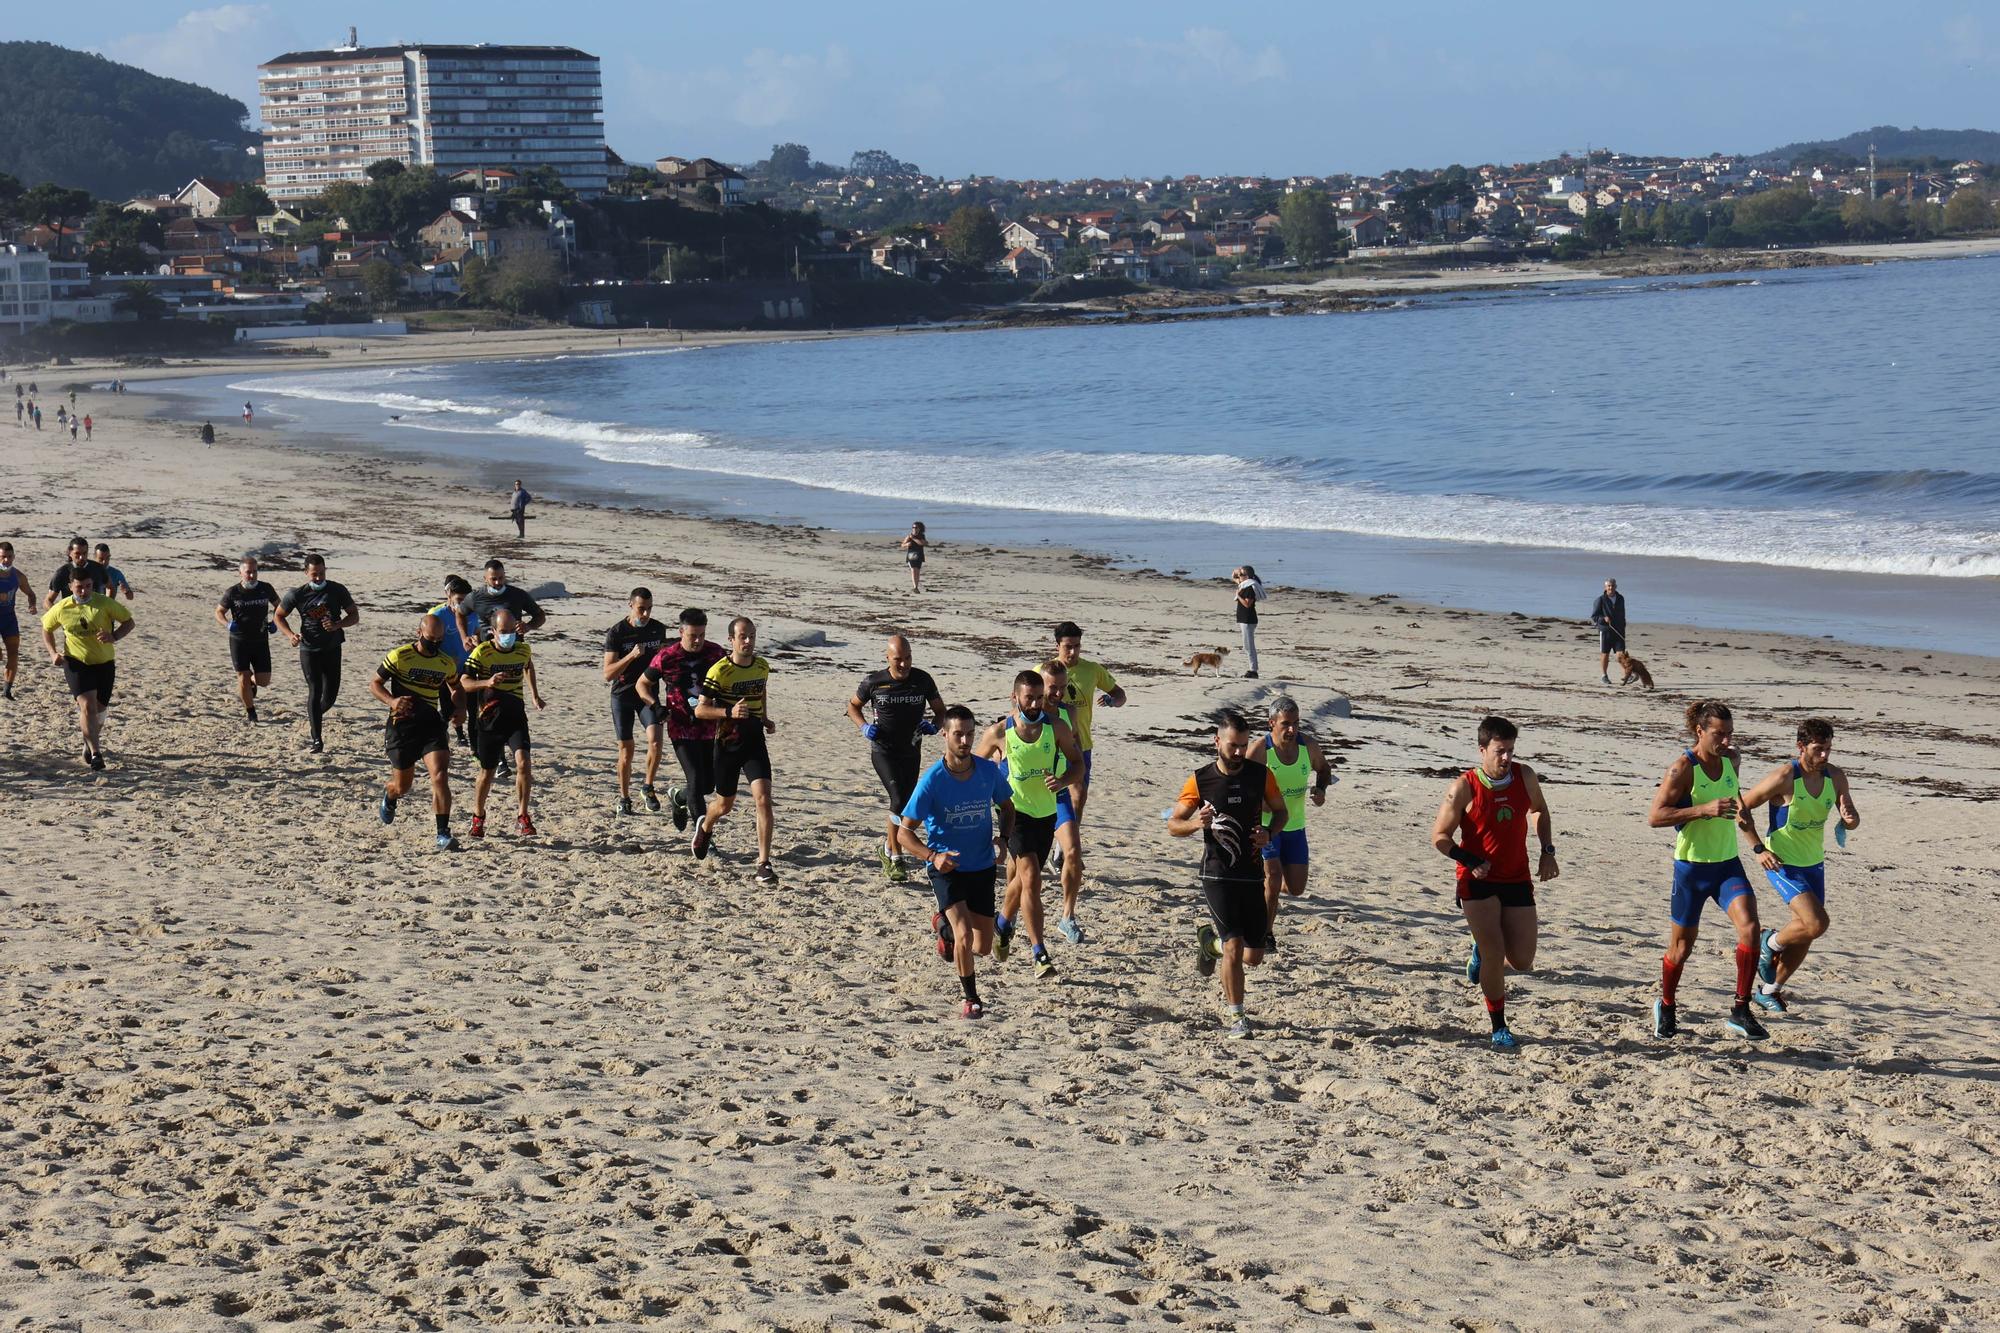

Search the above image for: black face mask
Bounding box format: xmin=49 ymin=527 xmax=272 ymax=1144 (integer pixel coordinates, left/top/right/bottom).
xmin=416 ymin=638 xmax=443 ymax=655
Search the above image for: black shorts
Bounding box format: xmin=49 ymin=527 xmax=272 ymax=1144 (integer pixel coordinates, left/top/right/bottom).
xmin=1008 ymin=812 xmax=1057 ymax=865
xmin=714 ymin=734 xmax=772 ymax=798
xmin=930 ymin=864 xmax=996 ymax=917
xmin=1598 ymin=627 xmax=1625 ymax=654
xmin=230 ymin=633 xmax=272 ymax=675
xmin=63 ymin=657 xmax=115 ymax=702
xmin=472 ymin=696 xmax=531 ymax=770
xmin=1461 ymin=880 xmax=1536 ymax=909
xmin=870 ymin=743 xmax=922 ymax=811
xmin=609 ymin=689 xmax=661 ymax=743
xmin=1201 ymin=873 xmax=1268 ymax=945
xmin=385 ymin=705 xmax=449 ymax=770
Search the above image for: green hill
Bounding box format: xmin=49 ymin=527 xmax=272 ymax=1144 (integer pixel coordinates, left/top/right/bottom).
xmin=0 ymin=41 xmax=257 ymax=199
xmin=1762 ymin=125 xmax=2000 ymax=167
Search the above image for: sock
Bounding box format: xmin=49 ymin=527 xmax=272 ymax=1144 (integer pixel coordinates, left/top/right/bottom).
xmin=1225 ymin=1002 xmax=1245 ymax=1016
xmin=1756 ymin=980 xmax=1779 ymax=996
xmin=1661 ymin=954 xmax=1684 ymax=1006
xmin=1485 ymin=997 xmax=1506 ymax=1031
xmin=435 ymin=813 xmax=450 ymax=837
xmin=959 ymin=974 xmax=978 ymax=1003
xmin=1733 ymin=944 xmax=1756 ymax=1004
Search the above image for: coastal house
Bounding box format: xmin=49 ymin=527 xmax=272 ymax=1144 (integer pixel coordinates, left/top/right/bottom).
xmin=417 ymin=210 xmax=483 ymax=251
xmin=174 ymin=177 xmax=242 ymax=218
xmin=447 ymin=167 xmax=520 ymax=194
xmin=1001 ymin=219 xmax=1065 ymax=258
xmin=1338 ymin=211 xmax=1388 ymax=246
xmin=998 ymin=246 xmax=1051 ymax=281
xmin=657 ymin=158 xmax=746 ymax=207
xmin=256 ymin=207 xmax=306 ymax=237
xmin=1146 ymin=245 xmax=1194 ymax=283
xmin=123 ymin=196 xmax=194 ymax=223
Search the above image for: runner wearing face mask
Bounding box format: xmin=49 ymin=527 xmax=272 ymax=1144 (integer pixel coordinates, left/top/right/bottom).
xmin=370 ymin=613 xmax=465 ymax=852
xmin=462 ymin=608 xmax=546 ymax=838
xmin=603 ymin=587 xmax=668 ymax=815
xmin=216 ymin=556 xmax=280 ymax=722
xmin=275 ymin=554 xmax=360 ymax=753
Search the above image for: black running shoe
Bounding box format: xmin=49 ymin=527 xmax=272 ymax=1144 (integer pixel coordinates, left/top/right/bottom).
xmin=643 ymin=784 xmax=661 ymax=812
xmin=1726 ymin=1003 xmax=1770 ymax=1041
xmin=1653 ymin=1000 xmax=1677 ymax=1039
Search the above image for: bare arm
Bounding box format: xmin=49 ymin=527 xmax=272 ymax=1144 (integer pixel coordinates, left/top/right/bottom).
xmin=526 ymin=658 xmax=545 ymax=710
xmin=368 ymin=674 xmax=397 ymax=709
xmin=635 ymin=670 xmax=660 ymax=706
xmin=1648 ymin=754 xmax=1735 ymax=827
xmin=1831 ymin=765 xmax=1860 ymax=829
xmin=1053 ymin=721 xmax=1085 ymax=790
xmin=845 ymin=694 xmax=870 ymax=733
xmin=1165 ymin=793 xmax=1207 ymax=838
xmin=1519 ymin=763 xmax=1560 ymax=882
xmin=1307 ymin=739 xmax=1335 ymax=805
xmin=602 ymin=648 xmax=642 ymax=683
xmin=1429 ymin=777 xmax=1479 ymax=868
xmin=972 ymin=721 xmax=1005 ymax=761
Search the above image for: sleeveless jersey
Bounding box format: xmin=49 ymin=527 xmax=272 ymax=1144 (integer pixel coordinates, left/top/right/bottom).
xmin=1261 ymin=735 xmax=1311 ymax=832
xmin=1674 ymin=751 xmax=1740 ymax=863
xmin=1457 ymin=766 xmax=1532 ymax=885
xmin=1004 ymin=715 xmax=1060 ymax=819
xmin=1180 ymin=760 xmax=1276 ymax=882
xmin=1767 ymin=761 xmax=1835 ymax=868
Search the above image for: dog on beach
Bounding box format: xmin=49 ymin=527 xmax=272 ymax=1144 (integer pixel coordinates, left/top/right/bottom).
xmin=1184 ymin=647 xmax=1230 ymax=675
xmin=1616 ymin=650 xmax=1655 ymax=690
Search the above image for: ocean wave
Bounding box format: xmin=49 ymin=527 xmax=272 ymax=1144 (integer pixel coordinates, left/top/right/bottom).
xmin=231 ymin=372 xmax=504 ymax=417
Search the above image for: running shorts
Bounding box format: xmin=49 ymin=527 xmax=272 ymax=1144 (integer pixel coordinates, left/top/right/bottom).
xmin=0 ymin=607 xmax=17 ymax=639
xmin=714 ymin=733 xmax=772 ymax=798
xmin=385 ymin=705 xmax=449 ymax=769
xmin=870 ymin=743 xmax=922 ymax=812
xmin=1201 ymin=872 xmax=1267 ymax=945
xmin=230 ymin=634 xmax=272 ymax=675
xmin=1765 ymin=862 xmax=1826 ymax=904
xmin=673 ymin=739 xmax=717 ymax=803
xmin=1261 ymin=827 xmax=1309 ymax=866
xmin=609 ymin=690 xmax=661 ymax=743
xmin=472 ymin=696 xmax=531 ymax=770
xmin=930 ymin=864 xmax=997 ymax=917
xmin=1670 ymin=858 xmax=1753 ymax=928
xmin=1008 ymin=812 xmax=1057 ymax=864
xmin=1460 ymin=879 xmax=1536 ymax=908
xmin=63 ymin=657 xmax=114 ymax=702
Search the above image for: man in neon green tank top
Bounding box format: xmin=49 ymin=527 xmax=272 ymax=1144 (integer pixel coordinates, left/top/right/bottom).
xmin=1647 ymin=700 xmax=1768 ymax=1041
xmin=1246 ymin=696 xmax=1335 ymax=950
xmin=1735 ymin=717 xmax=1860 ymax=1014
xmin=1049 ymin=621 xmax=1126 ymax=945
xmin=975 ymin=671 xmax=1084 ymax=979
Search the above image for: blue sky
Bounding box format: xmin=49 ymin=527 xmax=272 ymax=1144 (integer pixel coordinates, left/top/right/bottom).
xmin=36 ymin=2 xmax=2000 ymax=177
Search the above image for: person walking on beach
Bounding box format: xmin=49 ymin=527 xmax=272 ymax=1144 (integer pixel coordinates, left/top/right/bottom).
xmin=509 ymin=480 xmax=531 ymax=540
xmin=91 ymin=545 xmax=132 ymax=601
xmin=1247 ymin=696 xmax=1335 ymax=950
xmin=637 ymin=607 xmax=726 ymax=832
xmin=0 ymin=542 xmax=27 ymax=700
xmin=898 ymin=521 xmax=927 ymax=592
xmin=216 ymin=556 xmax=280 ymax=722
xmin=847 ymin=634 xmax=945 ymax=881
xmin=1736 ymin=717 xmax=1860 ymax=1014
xmin=40 ymin=567 xmax=132 ymax=769
xmin=200 ymin=421 xmax=215 ymax=446
xmin=82 ymin=414 xmax=90 ymax=441
xmin=431 ymin=576 xmax=480 ymax=745
xmin=897 ymin=704 xmax=1015 ymax=1020
xmin=693 ymin=616 xmax=779 ymax=884
xmin=1647 ymin=700 xmax=1765 ymax=1041
xmin=1049 ymin=621 xmax=1126 ymax=942
xmin=371 ymin=613 xmax=463 ymax=852
xmin=241 ymin=401 xmax=253 ymax=424
xmin=976 ymin=670 xmax=1084 ymax=980
xmin=276 ymin=554 xmax=359 ymax=753
xmin=1428 ymin=715 xmax=1557 ymax=1050
xmin=1233 ymin=565 xmax=1265 ymax=678
xmin=1590 ymin=579 xmax=1626 ymax=684
xmin=1168 ymin=709 xmax=1287 ymax=1039
xmin=602 ymin=587 xmax=668 ymax=815
xmin=462 ymin=608 xmax=546 ymax=838
xmin=44 ymin=537 xmax=106 ymax=611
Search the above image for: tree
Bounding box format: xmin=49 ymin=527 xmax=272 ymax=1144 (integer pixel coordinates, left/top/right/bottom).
xmin=217 ymin=182 xmax=273 ymax=218
xmin=1944 ymin=189 xmax=1996 ymax=233
xmin=360 ymin=258 xmax=403 ymax=310
xmin=767 ymin=143 xmax=813 ymax=184
xmin=850 ymin=149 xmax=919 ymax=177
xmin=940 ymin=205 xmax=1004 ymax=267
xmin=19 ymin=182 xmax=92 ymax=228
xmin=1278 ymin=188 xmax=1337 ymax=266
xmin=653 ymin=244 xmax=718 ymax=282
xmin=459 ymin=255 xmax=494 ymax=306
xmin=1056 ymin=247 xmax=1095 ymax=277
xmin=1907 ymin=197 xmax=1942 ymax=240
xmin=489 ymin=250 xmax=563 ymax=317
xmin=364 ymin=158 xmax=406 ymax=181
xmin=113 ymin=281 xmax=167 ymax=321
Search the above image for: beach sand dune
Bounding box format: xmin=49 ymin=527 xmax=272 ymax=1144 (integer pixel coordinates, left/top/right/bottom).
xmin=2 ymin=383 xmax=1997 ymax=1329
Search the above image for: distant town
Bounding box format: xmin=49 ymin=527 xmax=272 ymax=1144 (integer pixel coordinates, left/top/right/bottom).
xmin=2 ymin=31 xmax=1997 ymax=347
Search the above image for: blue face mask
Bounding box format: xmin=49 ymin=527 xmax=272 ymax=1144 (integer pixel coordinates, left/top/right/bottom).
xmin=496 ymin=632 xmax=520 ymax=650
xmin=1021 ymin=709 xmax=1044 ymax=724
xmin=307 ymin=579 xmax=326 ymax=592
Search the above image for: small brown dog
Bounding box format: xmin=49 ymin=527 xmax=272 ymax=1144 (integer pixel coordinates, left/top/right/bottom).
xmin=1184 ymin=647 xmax=1230 ymax=675
xmin=1616 ymin=650 xmax=1655 ymax=690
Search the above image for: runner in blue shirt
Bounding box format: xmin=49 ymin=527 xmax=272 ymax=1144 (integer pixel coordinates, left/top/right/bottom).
xmin=898 ymin=705 xmax=1015 ymax=1020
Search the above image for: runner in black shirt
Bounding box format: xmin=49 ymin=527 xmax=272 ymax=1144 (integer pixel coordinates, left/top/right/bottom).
xmin=602 ymin=587 xmax=668 ymax=813
xmin=216 ymin=556 xmax=280 ymax=722
xmin=276 ymin=553 xmax=360 ymax=752
xmin=845 ymin=634 xmax=945 ymax=881
xmin=44 ymin=537 xmax=107 ymax=611
xmin=468 ymin=558 xmax=545 ymax=639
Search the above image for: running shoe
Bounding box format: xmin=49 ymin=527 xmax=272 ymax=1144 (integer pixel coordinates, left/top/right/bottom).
xmin=1726 ymin=1004 xmax=1770 ymax=1040
xmin=86 ymin=750 xmax=105 ymax=771
xmin=309 ymin=739 xmax=323 ymax=754
xmin=934 ymin=912 xmax=954 ymax=962
xmin=1757 ymin=929 xmax=1779 ymax=987
xmin=880 ymin=845 xmax=906 ymax=883
xmin=1601 ymin=673 xmax=1611 ymax=685
xmin=517 ymin=814 xmax=537 ymax=837
xmin=1490 ymin=1026 xmax=1520 ymax=1051
xmin=618 ymin=795 xmax=635 ymax=817
xmin=642 ymin=784 xmax=661 ymax=812
xmin=435 ymin=832 xmax=459 ymax=852
xmin=2 ymin=683 xmax=11 ymax=700
xmin=245 ymin=706 xmax=257 ymax=723
xmin=378 ymin=795 xmax=397 ymax=825
xmin=755 ymin=861 xmax=778 ymax=886
xmin=1466 ymin=939 xmax=1482 ymax=985
xmin=1653 ymin=1000 xmax=1677 ymax=1039
xmin=1226 ymin=1015 xmax=1252 ymax=1039
xmin=1750 ymin=988 xmax=1787 ymax=1014
xmin=669 ymin=785 xmax=689 ymax=831
xmin=961 ymin=999 xmax=984 ymax=1020
xmin=1057 ymin=916 xmax=1084 ymax=945
xmin=993 ymin=916 xmax=1014 ymax=961
xmin=469 ymin=814 xmax=486 ymax=839
xmin=691 ymin=824 xmax=712 ymax=860
xmin=1263 ymin=930 xmax=1278 ymax=953
xmin=1035 ymin=948 xmax=1057 ymax=981
xmin=1195 ymin=923 xmax=1218 ymax=977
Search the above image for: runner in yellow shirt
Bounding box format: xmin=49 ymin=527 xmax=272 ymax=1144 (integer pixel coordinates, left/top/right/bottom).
xmin=461 ymin=608 xmax=547 ymax=839
xmin=370 ymin=613 xmax=464 ymax=852
xmin=1047 ymin=621 xmax=1126 ymax=942
xmin=39 ymin=567 xmax=133 ymax=769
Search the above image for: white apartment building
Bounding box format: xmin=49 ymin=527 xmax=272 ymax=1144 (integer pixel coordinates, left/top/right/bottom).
xmin=259 ymin=35 xmax=605 ymax=203
xmin=0 ymin=245 xmax=53 ymax=335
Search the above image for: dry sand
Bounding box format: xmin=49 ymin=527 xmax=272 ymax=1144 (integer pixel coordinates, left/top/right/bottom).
xmin=2 ymin=367 xmax=1998 ymax=1331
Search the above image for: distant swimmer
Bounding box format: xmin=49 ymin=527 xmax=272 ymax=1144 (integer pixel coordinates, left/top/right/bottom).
xmin=1590 ymin=578 xmax=1626 ymax=685
xmin=896 ymin=705 xmax=1014 ymax=1019
xmin=275 ymin=553 xmax=360 ymax=753
xmin=1246 ymin=696 xmax=1336 ymax=951
xmin=1428 ymin=715 xmax=1557 ymax=1050
xmin=39 ymin=566 xmax=132 ymax=769
xmin=215 ymin=556 xmax=280 ymax=722
xmin=1737 ymin=717 xmax=1860 ymax=1014
xmin=693 ymin=616 xmax=779 ymax=884
xmin=0 ymin=541 xmax=24 ymax=699
xmin=1168 ymin=709 xmax=1287 ymax=1038
xmin=898 ymin=521 xmax=927 ymax=592
xmin=637 ymin=607 xmax=725 ymax=832
xmin=976 ymin=669 xmax=1084 ymax=979
xmin=1049 ymin=621 xmax=1126 ymax=942
xmin=602 ymin=587 xmax=668 ymax=815
xmin=1647 ymin=700 xmax=1765 ymax=1041
xmin=371 ymin=614 xmax=464 ymax=852
xmin=462 ymin=608 xmax=546 ymax=838
xmin=847 ymin=634 xmax=945 ymax=881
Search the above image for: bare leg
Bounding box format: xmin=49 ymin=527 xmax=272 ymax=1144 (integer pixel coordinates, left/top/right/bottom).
xmin=515 ymin=752 xmax=532 ymax=817
xmin=615 ymin=739 xmax=634 ymax=799
xmin=750 ymin=778 xmax=774 ymax=864
xmin=1056 ymin=822 xmax=1083 ymax=919
xmin=424 ymin=750 xmax=452 ymax=818
xmin=642 ymin=727 xmax=662 ymax=788
xmin=474 ymin=764 xmax=495 ymax=819
xmin=1770 ymin=894 xmax=1829 ymax=986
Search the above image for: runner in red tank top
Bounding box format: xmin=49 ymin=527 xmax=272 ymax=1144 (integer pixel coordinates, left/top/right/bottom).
xmin=1428 ymin=715 xmax=1559 ymax=1050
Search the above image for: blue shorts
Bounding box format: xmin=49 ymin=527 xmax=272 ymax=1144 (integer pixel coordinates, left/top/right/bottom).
xmin=0 ymin=608 xmax=16 ymax=639
xmin=1054 ymin=751 xmax=1093 ymax=827
xmin=1670 ymin=858 xmax=1753 ymax=928
xmin=1261 ymin=827 xmax=1308 ymax=866
xmin=1766 ymin=862 xmax=1825 ymax=905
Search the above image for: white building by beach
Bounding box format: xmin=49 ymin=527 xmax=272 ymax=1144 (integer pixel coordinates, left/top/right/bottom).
xmin=0 ymin=245 xmax=53 ymax=335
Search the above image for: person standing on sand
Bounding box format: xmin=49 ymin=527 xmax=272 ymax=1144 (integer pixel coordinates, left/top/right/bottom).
xmin=1428 ymin=715 xmax=1557 ymax=1051
xmin=0 ymin=542 xmax=27 ymax=700
xmin=40 ymin=567 xmax=132 ymax=769
xmin=1247 ymin=696 xmax=1335 ymax=951
xmin=602 ymin=587 xmax=668 ymax=816
xmin=898 ymin=521 xmax=927 ymax=592
xmin=1232 ymin=565 xmax=1265 ymax=678
xmin=242 ymin=401 xmax=253 ymax=424
xmin=276 ymin=553 xmax=360 ymax=754
xmin=1590 ymin=578 xmax=1626 ymax=684
xmin=200 ymin=421 xmax=215 ymax=445
xmin=693 ymin=616 xmax=779 ymax=884
xmin=975 ymin=670 xmax=1084 ymax=980
xmin=371 ymin=613 xmax=463 ymax=852
xmin=509 ymin=480 xmax=531 ymax=540
xmin=897 ymin=704 xmax=1015 ymax=1020
xmin=1048 ymin=621 xmax=1126 ymax=943
xmin=1736 ymin=717 xmax=1860 ymax=1014
xmin=462 ymin=608 xmax=546 ymax=839
xmin=1168 ymin=709 xmax=1287 ymax=1039
xmin=1647 ymin=700 xmax=1766 ymax=1042
xmin=847 ymin=634 xmax=945 ymax=882
xmin=216 ymin=556 xmax=280 ymax=723
xmin=82 ymin=414 xmax=90 ymax=441
xmin=637 ymin=607 xmax=726 ymax=832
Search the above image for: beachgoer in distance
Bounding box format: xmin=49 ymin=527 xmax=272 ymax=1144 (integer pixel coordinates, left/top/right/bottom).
xmin=1049 ymin=621 xmax=1126 ymax=942
xmin=510 ymin=480 xmax=531 ymax=540
xmin=0 ymin=541 xmax=25 ymax=699
xmin=44 ymin=537 xmax=107 ymax=611
xmin=200 ymin=421 xmax=215 ymax=445
xmin=1428 ymin=715 xmax=1557 ymax=1050
xmin=1736 ymin=717 xmax=1860 ymax=1013
xmin=1591 ymin=578 xmax=1626 ymax=685
xmin=92 ymin=545 xmax=134 ymax=601
xmin=242 ymin=401 xmax=253 ymax=424
xmin=1167 ymin=709 xmax=1287 ymax=1039
xmin=275 ymin=553 xmax=360 ymax=754
xmin=1247 ymin=696 xmax=1335 ymax=950
xmin=847 ymin=634 xmax=945 ymax=882
xmin=693 ymin=616 xmax=780 ymax=884
xmin=1233 ymin=565 xmax=1265 ymax=679
xmin=40 ymin=567 xmax=132 ymax=769
xmin=1647 ymin=700 xmax=1766 ymax=1041
xmin=898 ymin=521 xmax=927 ymax=592
xmin=976 ymin=670 xmax=1084 ymax=979
xmin=461 ymin=608 xmax=546 ymax=838
xmin=216 ymin=556 xmax=280 ymax=723
xmin=371 ymin=613 xmax=463 ymax=852
xmin=637 ymin=607 xmax=726 ymax=832
xmin=603 ymin=587 xmax=669 ymax=815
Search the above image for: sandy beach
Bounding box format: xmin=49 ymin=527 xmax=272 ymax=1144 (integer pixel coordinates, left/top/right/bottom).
xmin=2 ymin=363 xmax=1998 ymax=1330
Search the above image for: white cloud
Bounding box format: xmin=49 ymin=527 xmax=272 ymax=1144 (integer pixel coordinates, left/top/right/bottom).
xmin=626 ymin=43 xmax=855 ymax=144
xmin=105 ymin=6 xmax=288 ymax=110
xmin=1128 ymin=27 xmax=1288 ymax=84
